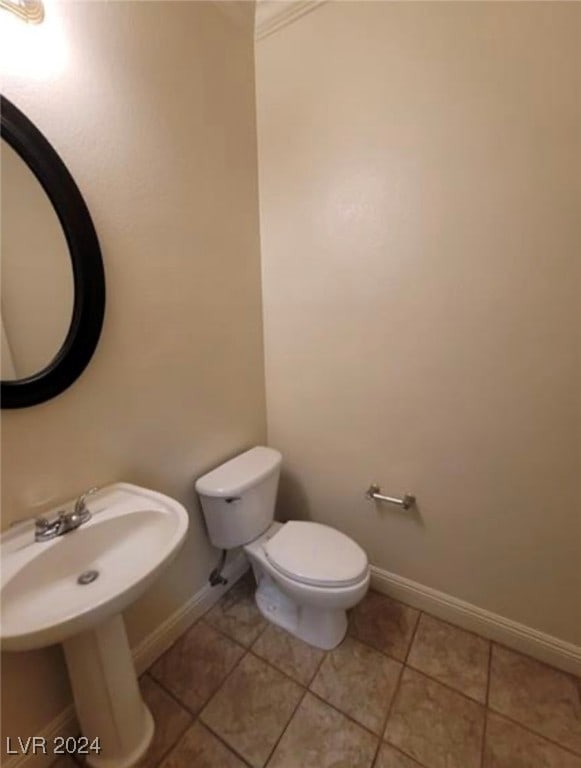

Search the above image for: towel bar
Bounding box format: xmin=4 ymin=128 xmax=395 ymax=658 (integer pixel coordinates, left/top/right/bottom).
xmin=365 ymin=484 xmax=416 ymax=510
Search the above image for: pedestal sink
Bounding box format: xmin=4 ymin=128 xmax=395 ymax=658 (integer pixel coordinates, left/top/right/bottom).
xmin=0 ymin=483 xmax=189 ymax=768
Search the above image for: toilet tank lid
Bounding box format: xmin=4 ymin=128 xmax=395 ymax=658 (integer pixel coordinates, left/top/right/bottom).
xmin=195 ymin=446 xmax=282 ymax=497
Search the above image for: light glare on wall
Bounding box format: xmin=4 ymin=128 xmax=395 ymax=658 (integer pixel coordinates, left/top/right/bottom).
xmin=0 ymin=0 xmax=44 ymax=24
xmin=0 ymin=0 xmax=68 ymax=79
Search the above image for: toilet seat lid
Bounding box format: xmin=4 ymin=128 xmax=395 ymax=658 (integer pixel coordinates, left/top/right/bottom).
xmin=265 ymin=521 xmax=368 ymax=587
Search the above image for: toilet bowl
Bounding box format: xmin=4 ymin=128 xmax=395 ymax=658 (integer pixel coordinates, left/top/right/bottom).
xmin=245 ymin=521 xmax=369 ymax=649
xmin=195 ymin=446 xmax=370 ymax=650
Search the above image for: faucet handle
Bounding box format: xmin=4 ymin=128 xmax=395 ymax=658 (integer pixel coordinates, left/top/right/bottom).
xmin=34 ymin=516 xmax=51 ymax=531
xmin=74 ymin=486 xmax=99 ymax=515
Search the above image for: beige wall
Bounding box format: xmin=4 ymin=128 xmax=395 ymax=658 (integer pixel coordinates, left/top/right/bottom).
xmin=257 ymin=2 xmax=581 ymax=645
xmin=1 ymin=0 xmax=264 ymax=750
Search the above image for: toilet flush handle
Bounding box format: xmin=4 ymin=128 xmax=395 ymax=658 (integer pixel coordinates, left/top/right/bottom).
xmin=225 ymin=497 xmax=240 ymax=504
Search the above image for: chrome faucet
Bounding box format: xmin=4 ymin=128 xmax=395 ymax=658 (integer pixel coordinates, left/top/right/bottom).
xmin=34 ymin=487 xmax=98 ymax=542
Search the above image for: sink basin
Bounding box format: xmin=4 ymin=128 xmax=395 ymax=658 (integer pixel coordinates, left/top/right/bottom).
xmin=0 ymin=482 xmax=189 ymax=768
xmin=1 ymin=483 xmax=188 ymax=651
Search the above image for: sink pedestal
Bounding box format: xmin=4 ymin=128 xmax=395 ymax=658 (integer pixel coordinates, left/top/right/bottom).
xmin=63 ymin=614 xmax=154 ymax=768
xmin=0 ymin=484 xmax=190 ymax=766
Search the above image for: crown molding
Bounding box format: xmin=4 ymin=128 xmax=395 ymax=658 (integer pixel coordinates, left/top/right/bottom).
xmin=255 ymin=0 xmax=327 ymax=41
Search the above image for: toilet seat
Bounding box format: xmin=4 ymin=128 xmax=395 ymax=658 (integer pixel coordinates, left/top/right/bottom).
xmin=264 ymin=521 xmax=367 ymax=588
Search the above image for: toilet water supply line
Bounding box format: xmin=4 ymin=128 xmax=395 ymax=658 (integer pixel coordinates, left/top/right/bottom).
xmin=209 ymin=549 xmax=228 ymax=586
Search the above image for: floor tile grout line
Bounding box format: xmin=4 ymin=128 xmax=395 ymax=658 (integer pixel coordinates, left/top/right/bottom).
xmin=247 ymin=647 xmax=312 ymax=690
xmin=144 ymin=610 xmax=249 ymax=699
xmin=481 ymin=710 xmax=489 ymax=768
xmin=380 ymin=628 xmax=450 ymax=768
xmin=403 ymin=608 xmax=491 ymax=705
xmin=380 ymin=741 xmax=431 ymax=768
xmin=160 ymin=594 xmax=316 ymax=763
xmin=485 ymin=707 xmax=581 ymax=758
xmin=262 ymin=687 xmax=309 ymax=767
xmin=297 ymin=622 xmax=406 ymax=739
xmin=196 ymin=644 xmax=311 ymax=767
xmin=144 ymin=713 xmax=194 ymax=768
xmin=194 ymin=648 xmax=265 ymax=765
xmin=251 ymin=631 xmax=328 ymax=688
xmin=404 ymin=655 xmax=488 ymax=704
xmin=202 ymin=573 xmax=269 ymax=650
xmin=417 ymin=604 xmax=498 ymax=645
xmin=151 ymin=738 xmax=188 ymax=768
xmin=348 ymin=600 xmax=428 ymax=669
xmin=485 ymin=637 xmax=493 ymax=707
xmin=241 ymin=644 xmax=393 ymax=745
xmin=352 ymin=600 xmax=490 ymax=705
xmin=200 ymin=645 xmax=253 ymax=712
xmin=479 ymin=638 xmax=494 ymax=768
xmin=380 ymin=664 xmax=489 ymax=767
xmin=348 ymin=630 xmax=413 ymax=667
xmin=248 ymin=615 xmax=270 ymax=647
xmin=371 ymin=660 xmax=407 ymax=768
xmin=144 ymin=628 xmax=191 ymax=677
xmin=202 ymin=613 xmax=265 ymax=653
xmin=146 ymin=612 xmax=213 ymax=674
xmin=308 ymin=639 xmax=329 ymax=685
xmin=196 ymin=719 xmax=255 ymax=768
xmin=144 ymin=670 xmax=201 ymax=720
xmin=400 ymin=664 xmax=488 ymax=710
xmin=382 ymin=737 xmax=432 ymax=768
xmin=149 ymin=635 xmax=252 ymax=726
xmin=186 ymin=627 xmax=316 ymax=766
xmin=306 ymin=688 xmax=385 ymax=741
xmin=491 ymin=637 xmax=581 ymax=681
xmin=396 ymin=743 xmax=432 ymax=768
xmin=404 ymin=608 xmax=423 ymax=665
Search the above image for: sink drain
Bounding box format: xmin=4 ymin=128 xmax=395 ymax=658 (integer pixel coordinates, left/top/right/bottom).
xmin=77 ymin=570 xmax=99 ymax=585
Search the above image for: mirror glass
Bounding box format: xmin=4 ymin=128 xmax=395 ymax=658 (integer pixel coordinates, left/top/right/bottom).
xmin=1 ymin=138 xmax=74 ymax=380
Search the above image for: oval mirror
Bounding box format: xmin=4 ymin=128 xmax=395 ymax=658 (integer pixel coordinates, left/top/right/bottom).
xmin=1 ymin=96 xmax=105 ymax=408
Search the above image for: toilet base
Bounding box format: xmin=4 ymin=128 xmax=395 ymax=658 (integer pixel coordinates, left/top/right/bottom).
xmin=254 ymin=574 xmax=347 ymax=650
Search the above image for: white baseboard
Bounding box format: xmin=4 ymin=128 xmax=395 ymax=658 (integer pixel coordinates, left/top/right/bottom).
xmin=3 ymin=553 xmax=249 ymax=768
xmin=370 ymin=565 xmax=581 ymax=677
xmin=3 ymin=705 xmax=77 ymax=768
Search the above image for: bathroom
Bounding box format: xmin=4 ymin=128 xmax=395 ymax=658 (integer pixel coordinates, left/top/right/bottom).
xmin=0 ymin=1 xmax=579 ymax=767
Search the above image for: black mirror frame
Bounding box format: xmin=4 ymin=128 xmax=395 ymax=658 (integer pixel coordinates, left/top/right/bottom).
xmin=1 ymin=95 xmax=105 ymax=408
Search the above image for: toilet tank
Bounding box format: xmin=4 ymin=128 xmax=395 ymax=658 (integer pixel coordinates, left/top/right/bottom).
xmin=195 ymin=446 xmax=282 ymax=549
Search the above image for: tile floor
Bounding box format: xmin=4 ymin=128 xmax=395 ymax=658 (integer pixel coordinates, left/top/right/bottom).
xmin=55 ymin=572 xmax=581 ymax=768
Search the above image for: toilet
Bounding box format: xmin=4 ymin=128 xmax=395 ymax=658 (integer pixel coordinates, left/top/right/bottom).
xmin=195 ymin=446 xmax=369 ymax=649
